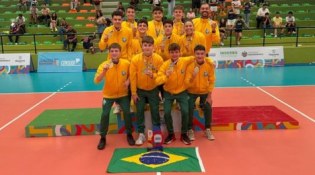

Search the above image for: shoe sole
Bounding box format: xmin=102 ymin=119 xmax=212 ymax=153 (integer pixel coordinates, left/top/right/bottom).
xmin=180 ymin=138 xmax=191 ymax=145
xmin=164 ymin=138 xmax=176 ymax=145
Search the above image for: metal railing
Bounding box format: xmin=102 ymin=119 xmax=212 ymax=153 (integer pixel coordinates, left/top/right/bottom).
xmin=0 ymin=26 xmax=315 ymax=54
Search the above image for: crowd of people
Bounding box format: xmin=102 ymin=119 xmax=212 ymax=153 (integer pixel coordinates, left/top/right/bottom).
xmin=8 ymin=1 xmax=299 ymax=47
xmin=95 ymin=3 xmax=218 ymax=150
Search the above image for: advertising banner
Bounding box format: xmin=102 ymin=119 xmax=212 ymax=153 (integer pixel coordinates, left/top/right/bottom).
xmin=38 ymin=52 xmax=83 ymax=72
xmin=0 ymin=53 xmax=30 ymax=74
xmin=209 ymin=46 xmax=284 ymax=68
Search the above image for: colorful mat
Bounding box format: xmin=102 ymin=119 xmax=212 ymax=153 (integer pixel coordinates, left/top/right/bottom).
xmin=107 ymin=147 xmax=204 ymax=173
xmin=25 ymin=106 xmax=299 ymax=137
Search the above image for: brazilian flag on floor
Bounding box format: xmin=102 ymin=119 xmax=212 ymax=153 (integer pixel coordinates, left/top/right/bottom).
xmin=107 ymin=147 xmax=205 ymax=173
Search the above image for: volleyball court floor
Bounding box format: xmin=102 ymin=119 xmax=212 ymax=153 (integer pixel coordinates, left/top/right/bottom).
xmin=0 ymin=66 xmax=314 ymax=175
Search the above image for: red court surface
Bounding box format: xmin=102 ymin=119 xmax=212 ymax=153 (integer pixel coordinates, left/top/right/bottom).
xmin=0 ymin=87 xmax=315 ymax=175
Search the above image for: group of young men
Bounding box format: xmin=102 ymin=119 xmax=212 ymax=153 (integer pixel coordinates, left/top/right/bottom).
xmin=94 ymin=3 xmax=220 ymax=150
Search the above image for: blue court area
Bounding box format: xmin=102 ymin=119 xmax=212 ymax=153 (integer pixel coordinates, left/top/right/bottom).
xmin=0 ymin=66 xmax=314 ymax=93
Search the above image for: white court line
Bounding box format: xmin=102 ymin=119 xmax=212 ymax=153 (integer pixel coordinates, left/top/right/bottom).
xmin=0 ymin=92 xmax=57 ymax=132
xmin=196 ymin=147 xmax=205 ymax=173
xmin=156 ymin=172 xmax=161 ymax=175
xmin=0 ymin=81 xmax=72 ymax=132
xmin=241 ymin=77 xmax=315 ymax=123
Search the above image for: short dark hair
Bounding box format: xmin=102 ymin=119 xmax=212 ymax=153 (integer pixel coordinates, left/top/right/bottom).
xmin=276 ymin=11 xmax=280 ymax=14
xmin=137 ymin=19 xmax=148 ymax=27
xmin=142 ymin=36 xmax=154 ymax=45
xmin=194 ymin=45 xmax=206 ymax=52
xmin=173 ymin=5 xmax=184 ymax=12
xmin=109 ymin=43 xmax=122 ymax=51
xmin=152 ymin=6 xmax=163 ymax=13
xmin=163 ymin=19 xmax=173 ymax=26
xmin=126 ymin=6 xmax=135 ymax=11
xmin=168 ymin=43 xmax=180 ymax=52
xmin=111 ymin=10 xmax=124 ymax=18
xmin=288 ymin=11 xmax=293 ymax=15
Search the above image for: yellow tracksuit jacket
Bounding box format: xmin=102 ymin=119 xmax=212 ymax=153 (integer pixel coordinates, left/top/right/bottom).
xmin=173 ymin=21 xmax=185 ymax=36
xmin=179 ymin=31 xmax=206 ymax=57
xmin=130 ymin=53 xmax=164 ymax=95
xmin=98 ymin=25 xmax=133 ymax=60
xmin=155 ymin=56 xmax=194 ymax=94
xmin=185 ymin=58 xmax=216 ymax=94
xmin=147 ymin=20 xmax=164 ymax=39
xmin=155 ymin=33 xmax=181 ymax=61
xmin=192 ymin=18 xmax=220 ymax=53
xmin=94 ymin=59 xmax=130 ymax=98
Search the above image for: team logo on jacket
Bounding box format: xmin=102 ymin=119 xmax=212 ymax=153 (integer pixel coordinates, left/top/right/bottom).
xmin=203 ymin=71 xmax=208 ymax=77
xmin=122 ymin=37 xmax=127 ymax=42
xmin=181 ymin=69 xmax=185 ymax=74
xmin=121 ymin=71 xmax=127 ymax=76
xmin=205 ymin=29 xmax=210 ymax=34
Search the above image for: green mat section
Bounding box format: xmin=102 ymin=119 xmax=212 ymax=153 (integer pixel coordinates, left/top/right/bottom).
xmin=27 ymin=108 xmax=116 ymax=126
xmin=107 ymin=147 xmax=204 ymax=173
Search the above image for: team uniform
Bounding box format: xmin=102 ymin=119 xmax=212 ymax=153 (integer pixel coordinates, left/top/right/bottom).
xmin=94 ymin=59 xmax=133 ymax=137
xmin=147 ymin=20 xmax=164 ymax=40
xmin=99 ymin=26 xmax=133 ymax=60
xmin=179 ymin=31 xmax=206 ymax=57
xmin=155 ymin=33 xmax=181 ymax=61
xmin=130 ymin=53 xmax=164 ymax=134
xmin=193 ymin=18 xmax=220 ymax=53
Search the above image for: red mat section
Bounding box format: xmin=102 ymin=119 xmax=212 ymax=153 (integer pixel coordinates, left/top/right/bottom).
xmin=213 ymin=106 xmax=298 ymax=123
xmin=200 ymin=106 xmax=300 ymax=130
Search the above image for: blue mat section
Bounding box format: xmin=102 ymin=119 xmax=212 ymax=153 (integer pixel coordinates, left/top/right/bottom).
xmin=0 ymin=66 xmax=314 ymax=93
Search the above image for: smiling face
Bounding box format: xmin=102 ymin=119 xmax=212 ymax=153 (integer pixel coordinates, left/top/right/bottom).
xmin=109 ymin=47 xmax=121 ymax=63
xmin=184 ymin=21 xmax=194 ymax=36
xmin=163 ymin=23 xmax=173 ymax=36
xmin=142 ymin=42 xmax=154 ymax=56
xmin=126 ymin=8 xmax=135 ymax=21
xmin=194 ymin=50 xmax=206 ymax=65
xmin=153 ymin=10 xmax=163 ymax=22
xmin=112 ymin=15 xmax=122 ymax=29
xmin=200 ymin=3 xmax=210 ymax=18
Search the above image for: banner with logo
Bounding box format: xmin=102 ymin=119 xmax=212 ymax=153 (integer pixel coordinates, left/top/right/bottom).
xmin=38 ymin=52 xmax=83 ymax=72
xmin=0 ymin=53 xmax=30 ymax=74
xmin=209 ymin=46 xmax=284 ymax=68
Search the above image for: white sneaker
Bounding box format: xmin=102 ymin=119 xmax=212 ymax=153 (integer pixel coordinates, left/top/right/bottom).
xmin=220 ymin=42 xmax=224 ymax=46
xmin=187 ymin=129 xmax=195 ymax=141
xmin=274 ymin=34 xmax=277 ymax=38
xmin=205 ymin=128 xmax=215 ymax=141
xmin=135 ymin=133 xmax=146 ymax=145
xmin=113 ymin=105 xmax=121 ymax=114
xmin=237 ymin=41 xmax=240 ymax=45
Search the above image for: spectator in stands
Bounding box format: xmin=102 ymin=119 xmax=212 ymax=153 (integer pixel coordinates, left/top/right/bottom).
xmin=226 ymin=8 xmax=236 ymax=30
xmin=209 ymin=0 xmax=218 ymax=20
xmin=167 ymin=0 xmax=175 ymax=17
xmin=63 ymin=25 xmax=77 ymax=52
xmin=234 ymin=15 xmax=248 ymax=45
xmin=70 ymin=0 xmax=80 ymax=12
xmin=263 ymin=12 xmax=271 ymax=31
xmin=243 ymin=0 xmax=251 ymax=27
xmin=49 ymin=12 xmax=58 ymax=32
xmin=30 ymin=5 xmax=39 ymax=25
xmin=57 ymin=18 xmax=69 ymax=41
xmin=219 ymin=18 xmax=227 ymax=46
xmin=16 ymin=14 xmax=26 ymax=34
xmin=272 ymin=11 xmax=283 ymax=37
xmin=30 ymin=0 xmax=38 ymax=8
xmin=285 ymin=11 xmax=296 ymax=35
xmin=186 ymin=8 xmax=196 ymax=20
xmin=192 ymin=0 xmax=201 ymax=15
xmin=38 ymin=3 xmax=51 ymax=25
xmin=152 ymin=0 xmax=161 ymax=7
xmin=218 ymin=7 xmax=227 ymax=19
xmin=173 ymin=5 xmax=185 ymax=36
xmin=93 ymin=0 xmax=101 ymax=11
xmin=231 ymin=0 xmax=241 ymax=16
xmin=44 ymin=0 xmax=51 ymax=6
xmin=218 ymin=0 xmax=225 ymax=8
xmin=95 ymin=10 xmax=106 ymax=38
xmin=82 ymin=32 xmax=96 ymax=53
xmin=8 ymin=22 xmax=24 ymax=44
xmin=256 ymin=3 xmax=269 ymax=28
xmin=17 ymin=0 xmax=28 ymax=12
xmin=130 ymin=0 xmax=141 ymax=11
